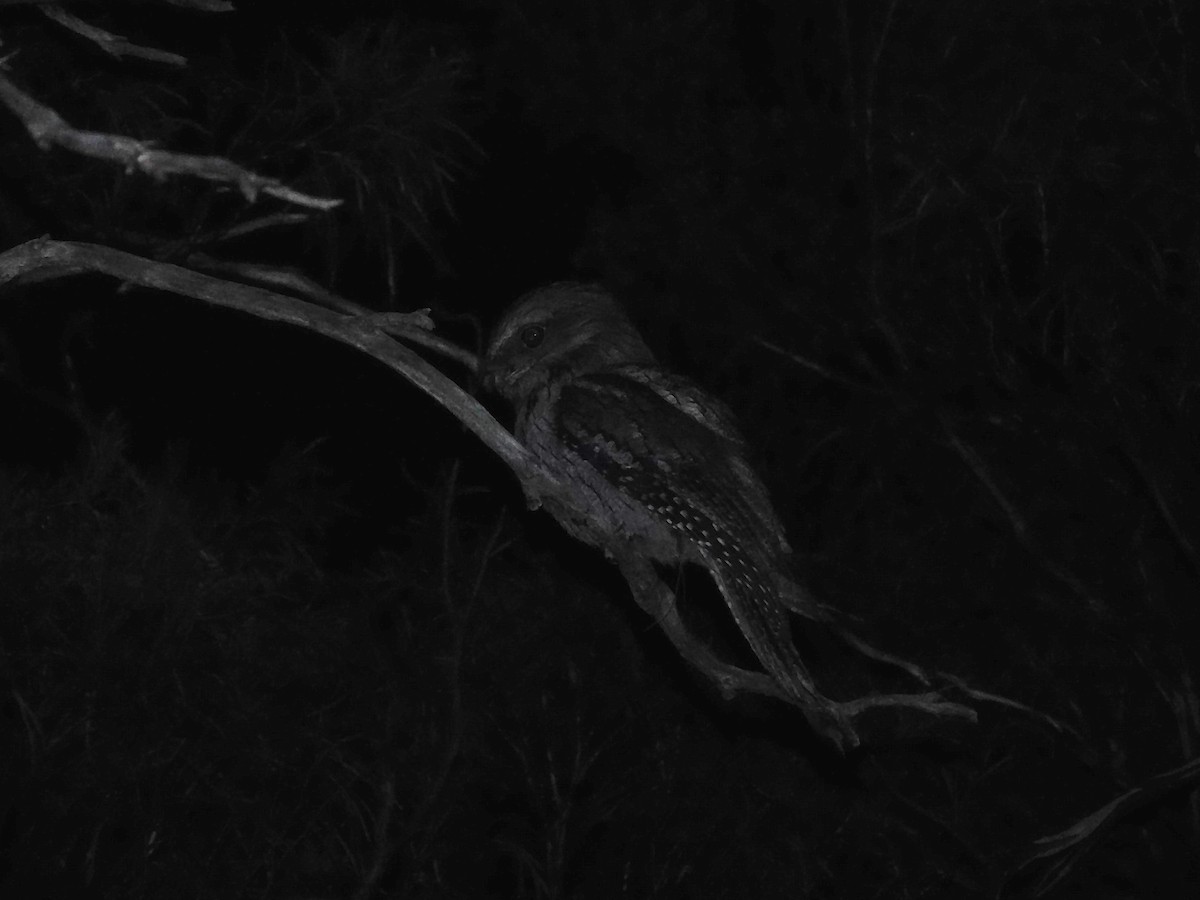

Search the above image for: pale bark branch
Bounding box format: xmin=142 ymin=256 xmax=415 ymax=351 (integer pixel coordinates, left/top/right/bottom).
xmin=0 ymin=72 xmax=341 ymax=211
xmin=0 ymin=238 xmax=524 ymax=475
xmin=41 ymin=6 xmax=187 ymax=66
xmin=615 ymin=555 xmax=978 ymax=752
xmin=0 ymin=238 xmax=991 ymax=750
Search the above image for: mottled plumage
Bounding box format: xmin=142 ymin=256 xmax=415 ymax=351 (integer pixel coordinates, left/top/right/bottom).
xmin=485 ymin=282 xmax=826 ymax=711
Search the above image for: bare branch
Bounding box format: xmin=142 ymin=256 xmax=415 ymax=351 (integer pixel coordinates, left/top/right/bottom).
xmin=615 ymin=555 xmax=977 ymax=752
xmin=0 ymin=72 xmax=342 ymax=211
xmin=200 ymin=213 xmax=314 ymax=244
xmin=177 ymin=254 xmax=484 ymax=369
xmin=0 ymin=238 xmax=980 ymax=750
xmin=41 ymin=6 xmax=187 ymax=66
xmin=182 ymin=254 xmax=374 ymax=315
xmin=0 ymin=238 xmax=520 ymax=473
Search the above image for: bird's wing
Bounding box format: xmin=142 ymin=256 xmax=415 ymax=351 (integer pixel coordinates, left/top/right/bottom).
xmin=592 ymin=368 xmax=794 ymax=556
xmin=556 ymin=374 xmax=821 ymax=701
xmin=614 ymin=365 xmax=746 ymax=443
xmin=557 ymin=373 xmax=758 ymax=549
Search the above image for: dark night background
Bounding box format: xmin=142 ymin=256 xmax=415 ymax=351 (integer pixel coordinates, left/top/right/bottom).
xmin=2 ymin=0 xmax=1199 ymax=897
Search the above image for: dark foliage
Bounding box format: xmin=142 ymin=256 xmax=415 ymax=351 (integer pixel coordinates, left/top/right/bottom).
xmin=2 ymin=0 xmax=1200 ymax=897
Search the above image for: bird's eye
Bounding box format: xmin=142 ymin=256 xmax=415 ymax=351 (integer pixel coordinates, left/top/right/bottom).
xmin=520 ymin=324 xmax=546 ymax=349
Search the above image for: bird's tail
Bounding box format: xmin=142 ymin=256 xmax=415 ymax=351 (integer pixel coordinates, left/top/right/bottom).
xmin=707 ymin=553 xmax=855 ymax=747
xmin=708 ymin=559 xmax=821 ymax=701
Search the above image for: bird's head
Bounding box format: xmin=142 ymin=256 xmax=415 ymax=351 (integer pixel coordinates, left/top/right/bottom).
xmin=484 ymin=282 xmax=656 ymax=400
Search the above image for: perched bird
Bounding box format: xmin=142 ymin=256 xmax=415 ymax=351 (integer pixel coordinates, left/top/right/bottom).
xmin=484 ymin=282 xmax=837 ymax=732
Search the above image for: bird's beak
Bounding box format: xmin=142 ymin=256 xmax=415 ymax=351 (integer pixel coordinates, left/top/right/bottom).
xmin=480 ymin=357 xmax=527 ymax=398
xmin=479 ymin=357 xmax=504 ymax=394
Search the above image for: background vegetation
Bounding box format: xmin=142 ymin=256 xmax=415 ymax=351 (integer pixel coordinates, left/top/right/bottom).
xmin=1 ymin=0 xmax=1198 ymax=896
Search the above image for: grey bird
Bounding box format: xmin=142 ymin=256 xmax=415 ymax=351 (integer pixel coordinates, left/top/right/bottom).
xmin=485 ymin=282 xmax=842 ymax=737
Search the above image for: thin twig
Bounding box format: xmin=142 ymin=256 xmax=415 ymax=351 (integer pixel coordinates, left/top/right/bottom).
xmin=0 ymin=72 xmax=341 ymax=211
xmin=41 ymin=7 xmax=187 ymax=66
